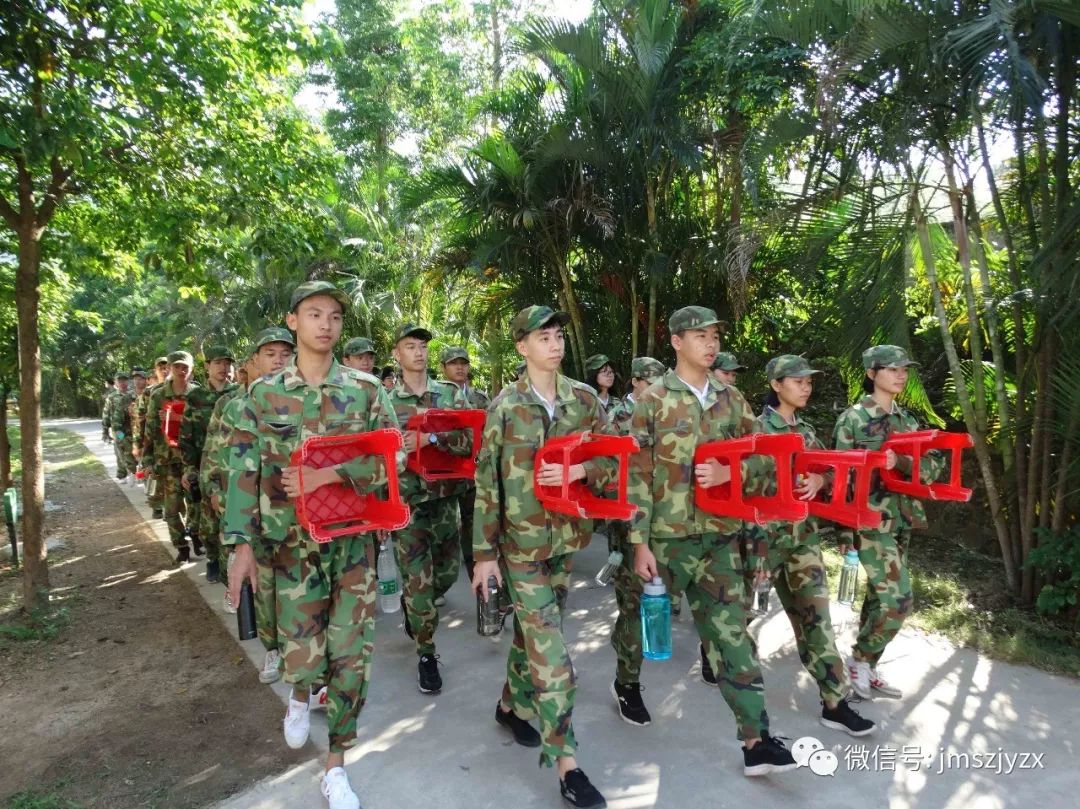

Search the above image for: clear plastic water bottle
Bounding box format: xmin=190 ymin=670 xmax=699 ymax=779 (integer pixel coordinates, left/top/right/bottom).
xmin=837 ymin=549 xmax=861 ymax=606
xmin=377 ymin=539 xmax=401 ymax=613
xmin=640 ymin=577 xmax=672 ymax=661
xmin=594 ymin=550 xmax=623 ymax=586
xmin=476 ymin=575 xmax=503 ymax=637
xmin=748 ymin=577 xmax=772 ymax=618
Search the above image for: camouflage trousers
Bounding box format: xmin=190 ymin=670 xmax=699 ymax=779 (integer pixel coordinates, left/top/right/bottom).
xmin=394 ymin=497 xmax=459 ymax=656
xmin=456 ymin=486 xmax=476 ymax=578
xmin=853 ymin=525 xmax=913 ymax=666
xmin=253 ymin=539 xmax=280 ymax=653
xmin=608 ymin=520 xmax=643 ymax=685
xmin=196 ymin=492 xmax=226 ymax=578
xmin=766 ymin=533 xmax=847 ymax=704
xmin=500 ymin=553 xmax=577 ymax=768
xmin=652 ymin=532 xmax=768 ymax=741
xmin=160 ymin=464 xmax=189 ymax=549
xmin=113 ymin=435 xmax=135 ymax=478
xmin=276 ymin=533 xmax=377 ymax=753
xmin=144 ymin=465 xmax=164 ymax=510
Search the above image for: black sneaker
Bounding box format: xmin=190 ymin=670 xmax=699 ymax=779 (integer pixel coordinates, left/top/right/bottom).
xmin=418 ymin=654 xmax=441 ymax=694
xmin=206 ymin=559 xmax=220 ymax=583
xmin=821 ymin=698 xmax=876 ymax=737
xmin=611 ymin=680 xmax=651 ymax=726
xmin=700 ymin=644 xmax=717 ymax=685
xmin=402 ymin=594 xmax=415 ymax=640
xmin=559 ymin=768 xmax=606 ymax=809
xmin=175 ymin=545 xmax=191 ymax=565
xmin=152 ymin=508 xmax=164 ymax=519
xmin=743 ymin=733 xmax=798 ymax=776
xmin=495 ymin=703 xmax=541 ymax=747
xmin=191 ymin=535 xmax=205 ymax=557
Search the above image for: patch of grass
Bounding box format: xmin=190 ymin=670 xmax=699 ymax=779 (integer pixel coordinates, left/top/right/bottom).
xmin=0 ymin=603 xmax=71 ymax=648
xmin=6 ymin=786 xmax=84 ymax=809
xmin=821 ymin=539 xmax=1080 ymax=677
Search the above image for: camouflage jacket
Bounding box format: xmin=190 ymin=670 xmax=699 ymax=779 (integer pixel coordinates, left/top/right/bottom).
xmin=472 ymin=373 xmax=618 ymax=564
xmin=144 ymin=381 xmax=200 ymax=469
xmin=627 ymin=370 xmax=764 ymax=544
xmin=103 ymin=390 xmax=129 ymax=435
xmin=832 ymin=395 xmax=945 ymax=532
xmin=222 ymin=358 xmax=402 ymax=547
xmin=134 ymin=382 xmax=162 ymax=450
xmin=609 ymin=394 xmax=636 ymax=434
xmin=388 ymin=378 xmax=472 ymax=504
xmin=202 ymin=386 xmax=247 ymax=515
xmin=443 ymin=381 xmax=491 ymax=411
xmin=179 ymin=382 xmax=240 ymax=483
xmin=599 ymin=393 xmax=624 ymax=417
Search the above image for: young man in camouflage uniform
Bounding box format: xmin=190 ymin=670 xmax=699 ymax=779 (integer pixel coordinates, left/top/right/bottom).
xmin=179 ymin=345 xmax=238 ymax=583
xmin=136 ymin=357 xmax=171 ymax=519
xmin=388 ymin=324 xmax=471 ymax=694
xmin=440 ymin=345 xmax=490 ymax=583
xmin=472 ymin=305 xmax=616 ymax=809
xmin=751 ymin=354 xmax=875 ymax=736
xmin=628 ymin=305 xmax=797 ymax=777
xmin=711 ymin=351 xmax=746 ymax=387
xmin=121 ymin=368 xmax=149 ymax=486
xmin=606 ymin=356 xmax=665 ymax=726
xmin=833 ymin=345 xmax=944 ymax=701
xmin=144 ymin=351 xmax=201 ymax=563
xmin=225 ymin=281 xmax=400 ymax=809
xmin=341 ymin=336 xmax=377 ymax=375
xmin=106 ymin=371 xmax=137 ymax=484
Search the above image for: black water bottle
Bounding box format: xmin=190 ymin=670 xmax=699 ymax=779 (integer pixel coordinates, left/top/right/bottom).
xmin=476 ymin=576 xmax=503 ymax=637
xmin=237 ymin=581 xmax=257 ymax=640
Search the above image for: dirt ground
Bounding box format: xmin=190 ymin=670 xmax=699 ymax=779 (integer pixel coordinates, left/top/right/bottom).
xmin=0 ymin=430 xmax=308 ymax=808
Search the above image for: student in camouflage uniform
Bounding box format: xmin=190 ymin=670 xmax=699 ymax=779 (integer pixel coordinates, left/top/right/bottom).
xmin=136 ymin=356 xmax=171 ymax=518
xmin=472 ymin=305 xmax=616 ymax=809
xmin=627 ymin=305 xmax=797 ymax=778
xmin=583 ymin=354 xmax=622 ymax=416
xmin=100 ymin=380 xmax=114 ymax=443
xmin=341 ymin=336 xmax=377 ymax=375
xmin=224 ymin=281 xmax=400 ymax=809
xmin=750 ymin=355 xmax=875 ymax=736
xmin=607 ymin=356 xmax=665 ymax=727
xmin=388 ymin=324 xmax=471 ymax=694
xmin=179 ymin=345 xmax=238 ymax=583
xmin=833 ymin=345 xmax=944 ymax=701
xmin=144 ymin=351 xmax=201 ymax=563
xmin=440 ymin=345 xmax=490 ymax=583
xmin=105 ymin=371 xmax=136 ymax=483
xmin=120 ymin=368 xmax=149 ymax=485
xmin=711 ymin=351 xmax=746 ymax=387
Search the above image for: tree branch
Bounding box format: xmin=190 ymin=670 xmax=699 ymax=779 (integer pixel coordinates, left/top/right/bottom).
xmin=0 ymin=193 xmax=17 ymax=229
xmin=35 ymin=155 xmax=73 ymax=229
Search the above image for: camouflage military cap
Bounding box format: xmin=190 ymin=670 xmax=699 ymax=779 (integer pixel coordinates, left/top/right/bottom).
xmin=114 ymin=369 xmax=130 ymax=380
xmin=289 ymin=280 xmax=349 ymax=313
xmin=766 ymin=354 xmax=822 ymax=380
xmin=343 ymin=336 xmax=375 ymax=356
xmin=711 ymin=351 xmax=747 ymax=371
xmin=631 ymin=356 xmax=666 ymax=380
xmin=154 ymin=356 xmax=169 ymax=366
xmin=863 ymin=344 xmax=920 ymax=370
xmin=167 ymin=350 xmax=194 ymax=367
xmin=668 ymin=305 xmax=721 ymax=334
xmin=203 ymin=344 xmax=234 ymax=363
xmin=510 ymin=305 xmax=570 ymax=341
xmin=584 ymin=354 xmax=612 ymax=373
xmin=253 ymin=326 xmax=295 ymax=351
xmin=440 ymin=345 xmax=470 ymax=365
xmin=129 ymin=367 xmax=148 ymax=379
xmin=393 ymin=322 xmax=433 ymax=345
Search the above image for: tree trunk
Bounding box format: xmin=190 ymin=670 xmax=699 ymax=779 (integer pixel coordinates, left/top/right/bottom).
xmin=0 ymin=382 xmax=10 ymax=490
xmin=630 ymin=274 xmax=639 ymax=360
xmin=645 ymin=178 xmax=658 ymax=357
xmin=914 ymin=194 xmax=1019 ymax=592
xmin=16 ymin=226 xmax=48 ymax=612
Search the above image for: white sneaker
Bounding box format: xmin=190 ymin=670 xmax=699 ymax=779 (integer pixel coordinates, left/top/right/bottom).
xmin=259 ymin=649 xmax=282 ymax=684
xmin=310 ymin=685 xmax=329 ymax=712
xmin=283 ymin=695 xmax=311 ymax=749
xmin=223 ymin=591 xmax=237 ymax=614
xmin=848 ymin=657 xmax=872 ymax=700
xmin=434 ymin=595 xmax=447 ymax=607
xmin=320 ymin=767 xmax=360 ymax=809
xmin=869 ymin=667 xmax=903 ymax=698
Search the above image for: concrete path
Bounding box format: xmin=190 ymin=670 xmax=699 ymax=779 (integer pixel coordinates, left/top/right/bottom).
xmin=51 ymin=418 xmax=1079 ymax=809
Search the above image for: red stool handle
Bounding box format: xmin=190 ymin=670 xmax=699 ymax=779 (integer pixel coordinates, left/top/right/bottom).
xmin=880 ymin=430 xmax=973 ymax=502
xmin=794 ymin=449 xmax=885 ymax=530
xmin=404 ymin=409 xmax=488 ymax=481
xmin=533 ymin=433 xmax=639 ymax=520
xmin=694 ymin=433 xmax=809 ymax=525
xmin=162 ymin=400 xmax=186 ymax=448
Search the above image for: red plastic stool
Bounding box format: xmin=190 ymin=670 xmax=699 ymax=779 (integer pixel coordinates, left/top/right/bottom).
xmin=404 ymin=408 xmax=488 ymax=481
xmin=162 ymin=400 xmax=186 ymax=448
xmin=291 ymin=429 xmax=411 ymax=542
xmin=880 ymin=430 xmax=974 ymax=501
xmin=694 ymin=433 xmax=809 ymax=525
xmin=794 ymin=449 xmax=886 ymax=530
xmin=533 ymin=433 xmax=639 ymax=520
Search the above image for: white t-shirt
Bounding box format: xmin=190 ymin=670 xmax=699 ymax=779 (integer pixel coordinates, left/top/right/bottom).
xmin=531 ymin=385 xmax=556 ymax=419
